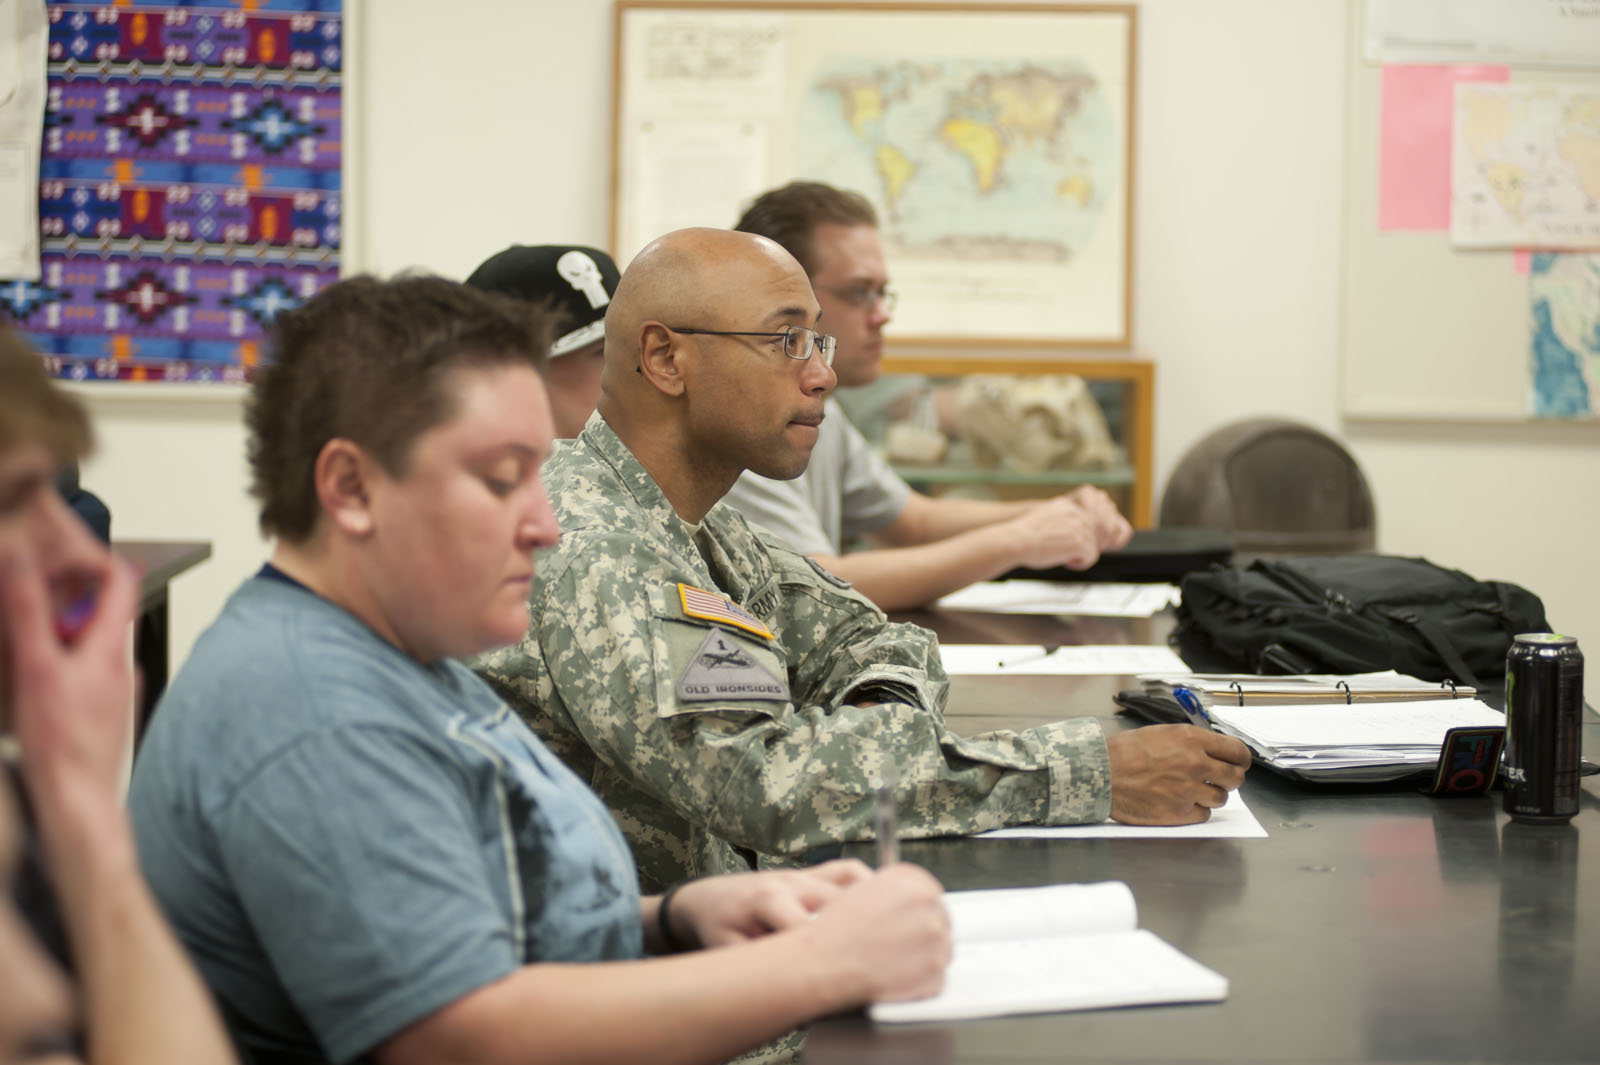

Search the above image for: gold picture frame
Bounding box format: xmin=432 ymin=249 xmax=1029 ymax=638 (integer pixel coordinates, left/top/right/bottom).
xmin=879 ymin=354 xmax=1152 ymax=525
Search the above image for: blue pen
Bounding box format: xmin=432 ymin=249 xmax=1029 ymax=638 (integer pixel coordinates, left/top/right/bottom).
xmin=1171 ymin=684 xmax=1215 ymax=730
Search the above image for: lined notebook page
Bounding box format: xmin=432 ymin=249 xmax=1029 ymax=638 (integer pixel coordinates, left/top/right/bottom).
xmin=870 ymin=882 xmax=1228 ymax=1025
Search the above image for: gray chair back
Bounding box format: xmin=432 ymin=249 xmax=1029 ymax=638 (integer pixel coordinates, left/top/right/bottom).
xmin=1160 ymin=419 xmax=1375 ymax=558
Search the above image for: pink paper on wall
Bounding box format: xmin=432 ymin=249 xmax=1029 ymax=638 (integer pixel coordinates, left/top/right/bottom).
xmin=1513 ymin=250 xmax=1532 ymax=275
xmin=1378 ymin=65 xmax=1509 ymax=231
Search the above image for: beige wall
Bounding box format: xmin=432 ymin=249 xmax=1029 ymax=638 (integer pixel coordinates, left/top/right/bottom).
xmin=75 ymin=0 xmax=1599 ymax=703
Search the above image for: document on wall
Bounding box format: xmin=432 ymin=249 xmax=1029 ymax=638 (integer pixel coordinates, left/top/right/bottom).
xmin=870 ymin=880 xmax=1228 ymax=1024
xmin=936 ymin=580 xmax=1181 ymax=618
xmin=1451 ymin=83 xmax=1600 ymax=249
xmin=1364 ymin=0 xmax=1600 ymax=69
xmin=974 ymin=789 xmax=1267 ymax=840
xmin=940 ymin=643 xmax=1189 ymax=676
xmin=622 ymin=119 xmax=769 ymax=268
xmin=0 ymin=0 xmax=48 ymax=280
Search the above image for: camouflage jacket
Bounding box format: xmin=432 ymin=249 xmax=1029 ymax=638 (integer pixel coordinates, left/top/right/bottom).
xmin=476 ymin=414 xmax=1111 ymax=892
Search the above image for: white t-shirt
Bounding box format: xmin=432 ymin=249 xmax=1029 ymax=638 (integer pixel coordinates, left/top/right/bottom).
xmin=722 ymin=398 xmax=911 ymax=555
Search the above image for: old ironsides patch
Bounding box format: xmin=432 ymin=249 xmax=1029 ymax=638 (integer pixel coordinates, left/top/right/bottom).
xmin=676 ymin=628 xmax=790 ymax=703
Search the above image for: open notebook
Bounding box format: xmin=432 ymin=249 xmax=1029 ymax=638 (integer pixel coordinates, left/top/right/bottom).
xmin=870 ymin=881 xmax=1227 ymax=1024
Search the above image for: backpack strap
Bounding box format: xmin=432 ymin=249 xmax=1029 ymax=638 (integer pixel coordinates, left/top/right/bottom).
xmin=1408 ymin=615 xmax=1488 ymax=690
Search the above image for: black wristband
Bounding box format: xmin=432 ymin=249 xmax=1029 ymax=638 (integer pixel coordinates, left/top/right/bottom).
xmin=656 ymin=881 xmax=693 ymax=953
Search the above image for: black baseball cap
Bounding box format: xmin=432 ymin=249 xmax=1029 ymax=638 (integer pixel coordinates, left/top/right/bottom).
xmin=463 ymin=244 xmax=620 ymax=357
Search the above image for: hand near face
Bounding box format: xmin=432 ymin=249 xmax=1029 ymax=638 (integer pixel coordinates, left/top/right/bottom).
xmin=1 ymin=547 xmax=138 ymax=850
xmin=1106 ymin=724 xmax=1252 ymax=825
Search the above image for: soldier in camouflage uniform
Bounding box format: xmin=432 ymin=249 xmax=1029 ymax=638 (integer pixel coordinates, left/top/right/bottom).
xmin=477 ymin=228 xmax=1251 ymax=893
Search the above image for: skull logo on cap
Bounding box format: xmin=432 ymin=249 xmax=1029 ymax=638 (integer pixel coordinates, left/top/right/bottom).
xmin=557 ymin=251 xmax=611 ymax=310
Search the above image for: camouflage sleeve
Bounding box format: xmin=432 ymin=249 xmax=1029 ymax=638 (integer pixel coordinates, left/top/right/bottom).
xmin=520 ymin=532 xmax=1111 ymax=858
xmin=755 ymin=535 xmax=951 ymax=712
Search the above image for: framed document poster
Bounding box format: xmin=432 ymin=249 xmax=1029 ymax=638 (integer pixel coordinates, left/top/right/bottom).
xmin=612 ymin=2 xmax=1136 ymax=348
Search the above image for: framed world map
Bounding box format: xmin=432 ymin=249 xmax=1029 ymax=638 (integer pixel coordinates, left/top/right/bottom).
xmin=611 ymin=2 xmax=1136 ymax=347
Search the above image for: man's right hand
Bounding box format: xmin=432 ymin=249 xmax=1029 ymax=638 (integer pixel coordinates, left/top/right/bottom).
xmin=1105 ymin=724 xmax=1253 ymax=825
xmin=1062 ymin=485 xmax=1134 ymax=551
xmin=1002 ymin=496 xmax=1103 ymax=571
xmin=2 ymin=550 xmax=138 ymax=855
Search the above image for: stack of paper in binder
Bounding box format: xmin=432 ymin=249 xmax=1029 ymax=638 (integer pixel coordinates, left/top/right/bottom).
xmin=1117 ymin=670 xmax=1479 ymax=729
xmin=1137 ymin=670 xmax=1475 ymax=707
xmin=1204 ymin=697 xmax=1505 ymax=783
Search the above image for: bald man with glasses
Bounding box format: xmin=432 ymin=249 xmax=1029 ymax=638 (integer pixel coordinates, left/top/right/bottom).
xmin=476 ymin=228 xmax=1251 ymax=894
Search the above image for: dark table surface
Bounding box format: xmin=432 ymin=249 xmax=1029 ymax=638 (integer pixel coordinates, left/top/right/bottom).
xmin=115 ymin=540 xmax=212 ymax=609
xmin=805 ymin=606 xmax=1600 ymax=1065
xmin=115 ymin=540 xmax=212 ymax=738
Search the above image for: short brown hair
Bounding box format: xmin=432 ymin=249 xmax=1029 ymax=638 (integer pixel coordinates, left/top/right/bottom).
xmin=734 ymin=182 xmax=878 ymax=276
xmin=246 ymin=275 xmax=551 ymax=542
xmin=0 ymin=324 xmax=92 ymax=462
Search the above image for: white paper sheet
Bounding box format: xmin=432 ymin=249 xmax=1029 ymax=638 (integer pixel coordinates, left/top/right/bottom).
xmin=936 ymin=581 xmax=1180 ymax=617
xmin=940 ymin=643 xmax=1189 ymax=676
xmin=871 ymin=881 xmax=1228 ymax=1024
xmin=1210 ymin=699 xmax=1505 ymax=750
xmin=974 ymin=790 xmax=1267 ymax=840
xmin=0 ymin=0 xmax=47 ymax=280
xmin=622 ymin=119 xmax=770 ymax=260
xmin=1205 ymin=699 xmax=1506 ymax=780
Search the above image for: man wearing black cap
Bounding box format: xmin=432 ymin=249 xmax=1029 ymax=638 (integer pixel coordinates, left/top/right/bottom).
xmin=465 ymin=244 xmax=620 ymax=439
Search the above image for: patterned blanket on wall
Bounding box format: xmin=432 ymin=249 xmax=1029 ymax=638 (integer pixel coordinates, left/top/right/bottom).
xmin=1 ymin=1 xmax=342 ymax=383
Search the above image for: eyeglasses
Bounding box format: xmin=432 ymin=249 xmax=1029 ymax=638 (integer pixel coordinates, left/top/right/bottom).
xmin=668 ymin=325 xmax=837 ymax=367
xmin=818 ymin=283 xmax=897 ymax=312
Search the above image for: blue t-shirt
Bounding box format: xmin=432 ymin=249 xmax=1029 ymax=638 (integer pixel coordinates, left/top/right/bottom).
xmin=129 ymin=574 xmax=642 ymax=1065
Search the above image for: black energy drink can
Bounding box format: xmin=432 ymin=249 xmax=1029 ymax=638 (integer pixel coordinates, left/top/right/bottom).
xmin=1502 ymin=634 xmax=1584 ymax=824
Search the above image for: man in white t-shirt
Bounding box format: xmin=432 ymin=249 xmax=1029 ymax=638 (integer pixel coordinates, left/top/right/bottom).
xmin=722 ymin=182 xmax=1133 ymax=610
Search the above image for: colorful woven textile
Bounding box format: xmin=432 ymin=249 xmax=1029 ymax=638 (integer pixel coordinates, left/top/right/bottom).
xmin=1 ymin=1 xmax=342 ymax=383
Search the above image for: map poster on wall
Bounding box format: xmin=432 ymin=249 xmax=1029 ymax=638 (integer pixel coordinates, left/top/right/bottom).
xmin=1530 ymin=252 xmax=1600 ymax=418
xmin=612 ymin=2 xmax=1135 ymax=347
xmin=1451 ymin=83 xmax=1600 ymax=250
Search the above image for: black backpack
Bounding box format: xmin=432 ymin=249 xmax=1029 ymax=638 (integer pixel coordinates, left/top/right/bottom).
xmin=1174 ymin=555 xmax=1550 ymax=690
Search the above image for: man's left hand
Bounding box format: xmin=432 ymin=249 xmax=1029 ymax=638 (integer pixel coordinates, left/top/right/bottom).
xmin=1063 ymin=485 xmax=1133 ymax=550
xmin=665 ymin=859 xmax=875 ymax=948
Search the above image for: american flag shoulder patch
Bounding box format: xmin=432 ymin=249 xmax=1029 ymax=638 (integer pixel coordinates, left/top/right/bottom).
xmin=677 ymin=583 xmax=773 ymax=640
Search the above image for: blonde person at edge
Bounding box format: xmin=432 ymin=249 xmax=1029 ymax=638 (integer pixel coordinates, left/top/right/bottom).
xmin=126 ymin=277 xmax=949 ymax=1065
xmin=724 ymin=180 xmax=1134 ymax=611
xmin=0 ymin=325 xmax=237 ymax=1065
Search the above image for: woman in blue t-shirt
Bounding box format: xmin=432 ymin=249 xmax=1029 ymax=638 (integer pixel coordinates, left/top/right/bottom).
xmin=126 ymin=276 xmax=951 ymax=1065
